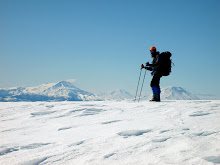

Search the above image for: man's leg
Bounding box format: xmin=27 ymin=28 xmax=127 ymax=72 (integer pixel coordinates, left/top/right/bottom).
xmin=150 ymin=75 xmax=161 ymax=101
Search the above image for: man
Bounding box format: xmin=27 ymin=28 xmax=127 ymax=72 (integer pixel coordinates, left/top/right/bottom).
xmin=141 ymin=46 xmax=162 ymax=102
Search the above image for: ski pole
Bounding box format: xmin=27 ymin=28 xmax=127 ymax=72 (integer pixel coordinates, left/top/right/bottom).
xmin=138 ymin=69 xmax=147 ymax=102
xmin=134 ymin=69 xmax=142 ymax=102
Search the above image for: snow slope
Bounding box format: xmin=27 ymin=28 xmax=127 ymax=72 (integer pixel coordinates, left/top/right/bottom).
xmin=1 ymin=100 xmax=220 ymax=165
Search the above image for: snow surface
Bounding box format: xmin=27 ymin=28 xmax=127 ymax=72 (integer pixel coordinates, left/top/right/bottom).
xmin=0 ymin=100 xmax=220 ymax=165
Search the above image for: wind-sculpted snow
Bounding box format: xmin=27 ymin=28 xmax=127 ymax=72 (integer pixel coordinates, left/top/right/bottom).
xmin=0 ymin=100 xmax=220 ymax=165
xmin=117 ymin=130 xmax=152 ymax=137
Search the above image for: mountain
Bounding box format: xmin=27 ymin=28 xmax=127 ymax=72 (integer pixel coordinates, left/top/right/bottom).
xmin=145 ymin=86 xmax=200 ymax=100
xmin=96 ymin=86 xmax=200 ymax=101
xmin=0 ymin=81 xmax=97 ymax=102
xmin=97 ymin=89 xmax=134 ymax=101
xmin=194 ymin=93 xmax=217 ymax=100
xmin=160 ymin=86 xmax=199 ymax=100
xmin=0 ymin=83 xmax=202 ymax=102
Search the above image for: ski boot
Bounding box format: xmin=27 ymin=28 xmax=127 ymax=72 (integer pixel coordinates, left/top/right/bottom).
xmin=150 ymin=93 xmax=160 ymax=102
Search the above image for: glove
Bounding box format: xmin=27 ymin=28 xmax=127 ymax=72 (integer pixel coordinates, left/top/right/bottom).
xmin=146 ymin=62 xmax=150 ymax=66
xmin=146 ymin=67 xmax=152 ymax=71
xmin=141 ymin=64 xmax=145 ymax=69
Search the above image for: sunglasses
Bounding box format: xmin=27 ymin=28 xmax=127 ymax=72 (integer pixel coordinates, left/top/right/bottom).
xmin=150 ymin=50 xmax=155 ymax=53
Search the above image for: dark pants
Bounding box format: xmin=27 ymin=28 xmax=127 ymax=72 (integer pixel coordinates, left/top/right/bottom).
xmin=150 ymin=75 xmax=161 ymax=88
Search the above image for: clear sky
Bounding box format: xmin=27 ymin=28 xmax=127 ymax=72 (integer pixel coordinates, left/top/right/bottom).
xmin=1 ymin=0 xmax=220 ymax=98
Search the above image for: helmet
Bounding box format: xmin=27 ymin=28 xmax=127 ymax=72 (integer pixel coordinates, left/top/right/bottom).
xmin=150 ymin=46 xmax=156 ymax=51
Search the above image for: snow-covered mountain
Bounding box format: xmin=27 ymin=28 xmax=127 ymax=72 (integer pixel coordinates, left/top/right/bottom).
xmin=0 ymin=81 xmax=97 ymax=102
xmin=195 ymin=93 xmax=217 ymax=100
xmin=160 ymin=86 xmax=199 ymax=100
xmin=145 ymin=86 xmax=200 ymax=100
xmin=98 ymin=87 xmax=200 ymax=101
xmin=97 ymin=89 xmax=134 ymax=101
xmin=0 ymin=82 xmax=202 ymax=102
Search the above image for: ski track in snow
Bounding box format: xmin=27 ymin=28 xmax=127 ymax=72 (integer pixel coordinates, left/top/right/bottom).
xmin=0 ymin=100 xmax=220 ymax=165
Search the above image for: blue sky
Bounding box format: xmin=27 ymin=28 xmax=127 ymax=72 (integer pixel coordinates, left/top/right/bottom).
xmin=1 ymin=0 xmax=220 ymax=98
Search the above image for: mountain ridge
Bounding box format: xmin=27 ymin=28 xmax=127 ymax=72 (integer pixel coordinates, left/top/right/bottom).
xmin=0 ymin=81 xmax=97 ymax=102
xmin=160 ymin=86 xmax=200 ymax=100
xmin=0 ymin=81 xmax=214 ymax=101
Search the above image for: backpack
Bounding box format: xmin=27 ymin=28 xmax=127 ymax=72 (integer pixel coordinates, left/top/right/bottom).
xmin=158 ymin=51 xmax=172 ymax=76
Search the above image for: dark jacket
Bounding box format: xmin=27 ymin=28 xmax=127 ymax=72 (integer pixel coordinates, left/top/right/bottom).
xmin=148 ymin=51 xmax=162 ymax=76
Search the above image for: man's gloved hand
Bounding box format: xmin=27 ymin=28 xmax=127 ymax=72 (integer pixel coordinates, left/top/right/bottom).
xmin=141 ymin=64 xmax=145 ymax=69
xmin=146 ymin=62 xmax=150 ymax=66
xmin=146 ymin=67 xmax=152 ymax=71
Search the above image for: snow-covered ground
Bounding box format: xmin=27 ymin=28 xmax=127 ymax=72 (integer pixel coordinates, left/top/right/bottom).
xmin=0 ymin=100 xmax=220 ymax=165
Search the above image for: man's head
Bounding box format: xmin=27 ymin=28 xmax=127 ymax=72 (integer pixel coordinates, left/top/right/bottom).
xmin=150 ymin=46 xmax=157 ymax=57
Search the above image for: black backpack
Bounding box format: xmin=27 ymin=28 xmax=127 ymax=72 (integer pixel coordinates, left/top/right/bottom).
xmin=158 ymin=51 xmax=172 ymax=76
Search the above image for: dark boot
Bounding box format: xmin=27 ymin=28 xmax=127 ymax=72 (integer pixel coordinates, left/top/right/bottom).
xmin=157 ymin=93 xmax=160 ymax=102
xmin=150 ymin=93 xmax=160 ymax=102
xmin=157 ymin=87 xmax=161 ymax=102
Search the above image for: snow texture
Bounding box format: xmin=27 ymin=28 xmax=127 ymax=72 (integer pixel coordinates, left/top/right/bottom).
xmin=0 ymin=100 xmax=220 ymax=165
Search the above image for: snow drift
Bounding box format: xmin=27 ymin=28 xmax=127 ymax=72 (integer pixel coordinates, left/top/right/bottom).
xmin=0 ymin=100 xmax=220 ymax=164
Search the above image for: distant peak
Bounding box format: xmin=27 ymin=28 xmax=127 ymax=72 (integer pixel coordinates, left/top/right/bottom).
xmin=160 ymin=86 xmax=199 ymax=100
xmin=164 ymin=86 xmax=184 ymax=90
xmin=115 ymin=89 xmax=126 ymax=92
xmin=109 ymin=89 xmax=128 ymax=94
xmin=54 ymin=81 xmax=77 ymax=88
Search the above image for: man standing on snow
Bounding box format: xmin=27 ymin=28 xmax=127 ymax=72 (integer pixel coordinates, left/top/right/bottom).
xmin=141 ymin=46 xmax=162 ymax=102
